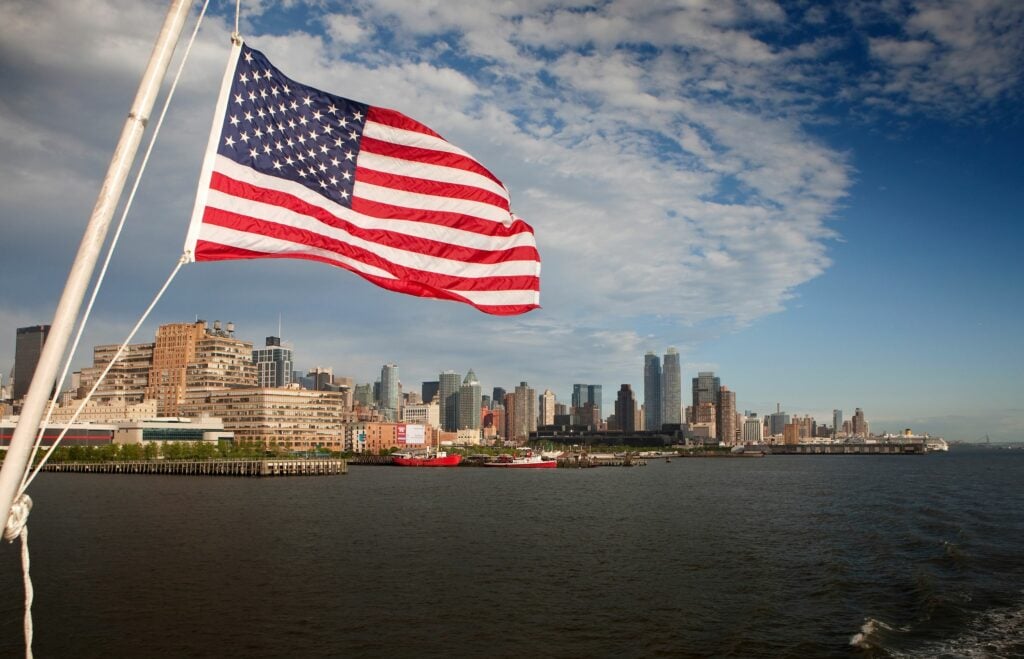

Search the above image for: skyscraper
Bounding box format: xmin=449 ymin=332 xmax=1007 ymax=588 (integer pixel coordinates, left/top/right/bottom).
xmin=572 ymin=384 xmax=589 ymax=410
xmin=253 ymin=336 xmax=293 ymax=388
xmin=539 ymin=389 xmax=556 ymax=426
xmin=511 ymin=381 xmax=536 ymax=441
xmin=13 ymin=325 xmax=50 ymax=401
xmin=457 ymin=369 xmax=482 ymax=430
xmin=615 ymin=384 xmax=637 ymax=433
xmin=380 ymin=363 xmax=400 ymax=422
xmin=421 ymin=381 xmax=439 ymax=404
xmin=492 ymin=387 xmax=506 ymax=408
xmin=717 ymin=386 xmax=737 ymax=444
xmin=587 ymin=384 xmax=602 ymax=419
xmin=852 ymin=408 xmax=868 ymax=436
xmin=692 ymin=371 xmax=720 ymax=410
xmin=833 ymin=409 xmax=843 ymax=438
xmin=661 ymin=348 xmax=681 ymax=425
xmin=438 ymin=370 xmax=461 ymax=432
xmin=643 ymin=352 xmax=662 ymax=431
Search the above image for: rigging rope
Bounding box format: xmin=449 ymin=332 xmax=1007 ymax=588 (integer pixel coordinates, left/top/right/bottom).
xmin=21 ymin=0 xmax=212 ymax=491
xmin=4 ymin=3 xmax=211 ymax=658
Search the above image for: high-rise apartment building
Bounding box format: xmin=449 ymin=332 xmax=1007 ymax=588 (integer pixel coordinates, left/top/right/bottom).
xmin=253 ymin=336 xmax=293 ymax=388
xmin=717 ymin=386 xmax=737 ymax=444
xmin=510 ymin=381 xmax=536 ymax=442
xmin=643 ymin=352 xmax=662 ymax=431
xmin=539 ymin=389 xmax=556 ymax=426
xmin=742 ymin=415 xmax=764 ymax=443
xmin=457 ymin=369 xmax=482 ymax=430
xmin=661 ymin=348 xmax=681 ymax=425
xmin=832 ymin=409 xmax=843 ymax=438
xmin=145 ymin=320 xmax=255 ymax=417
xmin=852 ymin=408 xmax=868 ymax=436
xmin=13 ymin=325 xmax=50 ymax=401
xmin=78 ymin=342 xmax=154 ymax=404
xmin=438 ymin=370 xmax=461 ymax=432
xmin=615 ymin=384 xmax=637 ymax=433
xmin=380 ymin=363 xmax=400 ymax=422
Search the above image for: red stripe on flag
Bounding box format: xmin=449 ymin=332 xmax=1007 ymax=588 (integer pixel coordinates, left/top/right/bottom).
xmin=358 ymin=136 xmax=503 ymax=187
xmin=367 ymin=106 xmax=443 ymax=140
xmin=194 ymin=240 xmax=539 ymax=316
xmin=209 ymin=172 xmax=539 ymax=260
xmin=200 ymin=208 xmax=541 ymax=292
xmin=355 ymin=166 xmax=510 ymax=210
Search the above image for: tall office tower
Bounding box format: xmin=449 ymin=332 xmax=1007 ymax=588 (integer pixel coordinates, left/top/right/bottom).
xmin=692 ymin=371 xmax=720 ymax=411
xmin=661 ymin=348 xmax=681 ymax=425
xmin=79 ymin=342 xmax=155 ymax=404
xmin=768 ymin=405 xmax=790 ymax=437
xmin=492 ymin=387 xmax=506 ymax=408
xmin=379 ymin=363 xmax=400 ymax=422
xmin=742 ymin=415 xmax=764 ymax=443
xmin=438 ymin=370 xmax=461 ymax=432
xmin=13 ymin=325 xmax=50 ymax=401
xmin=481 ymin=394 xmax=491 ymax=410
xmin=587 ymin=384 xmax=602 ymax=418
xmin=307 ymin=367 xmax=334 ymax=391
xmin=571 ymin=384 xmax=589 ymax=410
xmin=539 ymin=389 xmax=556 ymax=426
xmin=458 ymin=369 xmax=482 ymax=430
xmin=615 ymin=384 xmax=637 ymax=433
xmin=643 ymin=352 xmax=662 ymax=431
xmin=717 ymin=386 xmax=737 ymax=444
xmin=253 ymin=336 xmax=293 ymax=388
xmin=510 ymin=381 xmax=536 ymax=441
xmin=852 ymin=408 xmax=868 ymax=436
xmin=832 ymin=409 xmax=843 ymax=438
xmin=421 ymin=381 xmax=439 ymax=404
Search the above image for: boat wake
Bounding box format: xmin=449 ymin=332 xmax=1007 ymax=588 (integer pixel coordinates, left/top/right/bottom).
xmin=851 ymin=599 xmax=1024 ymax=658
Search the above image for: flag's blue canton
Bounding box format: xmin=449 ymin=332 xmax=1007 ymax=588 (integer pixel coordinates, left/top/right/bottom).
xmin=216 ymin=45 xmax=369 ymax=208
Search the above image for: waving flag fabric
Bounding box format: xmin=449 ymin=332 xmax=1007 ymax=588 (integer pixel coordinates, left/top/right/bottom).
xmin=184 ymin=41 xmax=540 ymax=315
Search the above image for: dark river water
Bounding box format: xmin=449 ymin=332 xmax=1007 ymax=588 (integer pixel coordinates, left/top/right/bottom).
xmin=1 ymin=446 xmax=1022 ymax=658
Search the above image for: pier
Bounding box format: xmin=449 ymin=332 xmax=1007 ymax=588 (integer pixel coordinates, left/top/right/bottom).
xmin=38 ymin=458 xmax=348 ymax=476
xmin=769 ymin=442 xmax=926 ymax=455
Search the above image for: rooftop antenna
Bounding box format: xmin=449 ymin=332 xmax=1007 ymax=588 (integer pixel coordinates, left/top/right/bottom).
xmin=278 ymin=312 xmax=282 ymax=341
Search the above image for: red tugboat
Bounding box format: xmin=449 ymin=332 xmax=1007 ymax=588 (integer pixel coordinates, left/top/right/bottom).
xmin=483 ymin=449 xmax=558 ymax=469
xmin=392 ymin=451 xmax=462 ymax=467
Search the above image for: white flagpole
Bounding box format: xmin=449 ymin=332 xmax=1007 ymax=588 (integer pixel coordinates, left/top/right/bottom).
xmin=0 ymin=0 xmax=194 ymax=530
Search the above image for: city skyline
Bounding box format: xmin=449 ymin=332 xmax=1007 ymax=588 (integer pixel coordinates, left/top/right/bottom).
xmin=1 ymin=1 xmax=1021 ymax=442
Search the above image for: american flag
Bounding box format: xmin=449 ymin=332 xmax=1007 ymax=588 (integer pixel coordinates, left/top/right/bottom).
xmin=184 ymin=43 xmax=540 ymax=315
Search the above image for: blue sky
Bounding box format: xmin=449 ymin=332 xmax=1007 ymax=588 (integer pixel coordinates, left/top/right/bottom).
xmin=1 ymin=0 xmax=1021 ymax=441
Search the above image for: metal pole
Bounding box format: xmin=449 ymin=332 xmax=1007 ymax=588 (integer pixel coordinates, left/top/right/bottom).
xmin=0 ymin=0 xmax=193 ymax=529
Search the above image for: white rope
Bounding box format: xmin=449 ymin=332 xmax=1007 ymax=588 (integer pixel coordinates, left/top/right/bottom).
xmin=5 ymin=5 xmax=211 ymax=658
xmin=4 ymin=494 xmax=33 ymax=659
xmin=21 ymin=0 xmax=212 ymax=491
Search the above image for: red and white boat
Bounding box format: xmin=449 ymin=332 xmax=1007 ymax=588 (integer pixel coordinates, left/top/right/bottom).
xmin=392 ymin=451 xmax=462 ymax=467
xmin=483 ymin=450 xmax=558 ymax=469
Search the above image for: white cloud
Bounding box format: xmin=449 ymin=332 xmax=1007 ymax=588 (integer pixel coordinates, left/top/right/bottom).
xmin=2 ymin=0 xmax=1018 ymax=406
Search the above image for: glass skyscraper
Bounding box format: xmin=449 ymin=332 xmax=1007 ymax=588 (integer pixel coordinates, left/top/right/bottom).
xmin=253 ymin=336 xmax=293 ymax=388
xmin=643 ymin=352 xmax=662 ymax=431
xmin=661 ymin=348 xmax=681 ymax=425
xmin=380 ymin=363 xmax=400 ymax=422
xmin=439 ymin=370 xmax=461 ymax=431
